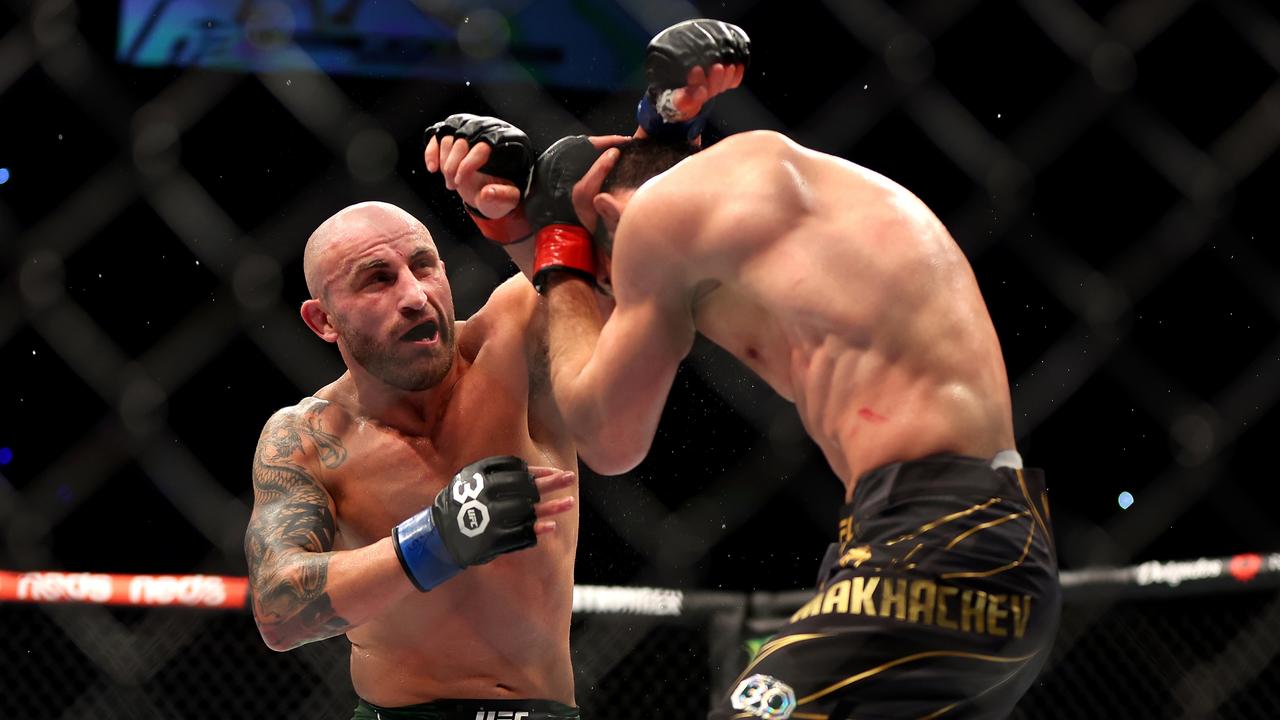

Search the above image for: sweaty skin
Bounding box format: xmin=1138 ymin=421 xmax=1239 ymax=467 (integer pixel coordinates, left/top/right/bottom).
xmin=247 ymin=203 xmax=578 ymax=707
xmin=547 ymin=131 xmax=1016 ymax=498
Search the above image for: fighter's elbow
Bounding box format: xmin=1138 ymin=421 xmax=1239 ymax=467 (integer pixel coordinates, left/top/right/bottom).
xmin=254 ymin=617 xmax=302 ymax=652
xmin=262 ymin=636 xmax=296 ymax=653
xmin=577 ymin=448 xmax=642 ymax=477
xmin=575 ymin=429 xmax=650 ymax=477
xmin=558 ymin=383 xmax=655 ymax=474
xmin=247 ymin=570 xmax=322 ymax=652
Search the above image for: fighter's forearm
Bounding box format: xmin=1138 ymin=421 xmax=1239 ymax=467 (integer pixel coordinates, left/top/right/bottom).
xmin=544 ymin=277 xmax=607 ymax=440
xmin=502 ymin=237 xmax=538 ymax=283
xmin=248 ymin=538 xmax=413 ymax=651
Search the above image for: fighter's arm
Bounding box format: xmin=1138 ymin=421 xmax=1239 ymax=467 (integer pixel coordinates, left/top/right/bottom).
xmin=634 ymin=19 xmax=750 ymax=143
xmin=424 ymin=132 xmax=628 ymax=281
xmin=423 ymin=18 xmax=748 ymax=269
xmin=245 ymin=409 xmax=411 ymax=651
xmin=424 ymin=55 xmax=742 ymax=240
xmin=544 ymin=198 xmax=699 ymax=475
xmin=246 ymin=408 xmax=577 ymax=652
xmin=633 ymin=62 xmax=745 ymax=144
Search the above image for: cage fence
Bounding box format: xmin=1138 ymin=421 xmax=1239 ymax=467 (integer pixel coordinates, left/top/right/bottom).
xmin=3 ymin=559 xmax=1280 ymax=718
xmin=2 ymin=0 xmax=1279 ymax=718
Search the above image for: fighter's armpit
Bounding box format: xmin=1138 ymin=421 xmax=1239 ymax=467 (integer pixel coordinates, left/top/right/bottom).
xmin=499 ymin=276 xmax=556 ymax=400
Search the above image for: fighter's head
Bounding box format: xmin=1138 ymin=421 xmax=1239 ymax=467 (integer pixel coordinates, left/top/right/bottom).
xmin=590 ymin=138 xmax=696 ymax=259
xmin=300 ymin=202 xmax=457 ymax=391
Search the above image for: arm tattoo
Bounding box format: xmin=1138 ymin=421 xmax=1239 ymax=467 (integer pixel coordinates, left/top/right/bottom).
xmin=302 ymin=414 xmax=347 ymax=469
xmin=246 ymin=404 xmax=351 ymax=649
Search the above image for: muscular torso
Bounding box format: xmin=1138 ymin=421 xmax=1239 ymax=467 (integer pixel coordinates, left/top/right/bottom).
xmin=631 ymin=131 xmax=1015 ymax=496
xmin=306 ymin=279 xmax=577 ymax=706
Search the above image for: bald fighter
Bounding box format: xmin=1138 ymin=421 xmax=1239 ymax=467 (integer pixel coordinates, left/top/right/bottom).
xmin=245 ymin=202 xmax=582 ymax=720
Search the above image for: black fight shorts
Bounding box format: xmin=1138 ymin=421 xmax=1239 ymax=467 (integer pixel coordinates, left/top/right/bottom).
xmin=710 ymin=454 xmax=1060 ymax=720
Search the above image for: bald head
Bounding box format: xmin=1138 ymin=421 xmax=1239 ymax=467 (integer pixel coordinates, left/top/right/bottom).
xmin=303 ymin=201 xmax=435 ymax=299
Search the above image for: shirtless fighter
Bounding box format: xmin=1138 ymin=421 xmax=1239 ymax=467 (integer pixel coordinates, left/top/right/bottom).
xmin=536 ymin=134 xmax=1061 ymax=719
xmin=245 ymin=201 xmax=582 ymax=720
xmin=505 ymin=28 xmax=1056 ymax=719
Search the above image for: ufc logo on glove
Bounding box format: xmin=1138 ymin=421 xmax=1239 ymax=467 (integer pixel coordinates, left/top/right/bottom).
xmin=393 ymin=456 xmax=541 ymax=592
xmin=455 ymin=472 xmax=491 ymax=537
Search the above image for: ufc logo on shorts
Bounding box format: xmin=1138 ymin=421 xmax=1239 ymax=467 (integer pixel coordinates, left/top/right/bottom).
xmin=473 ymin=712 xmax=530 ymax=720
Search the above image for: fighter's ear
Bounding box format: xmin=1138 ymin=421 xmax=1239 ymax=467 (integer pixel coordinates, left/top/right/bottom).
xmin=301 ymin=298 xmax=339 ymax=343
xmin=592 ymin=193 xmax=624 ymax=230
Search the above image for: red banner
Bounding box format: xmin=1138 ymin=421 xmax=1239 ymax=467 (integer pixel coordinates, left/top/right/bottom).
xmin=0 ymin=571 xmax=248 ymax=610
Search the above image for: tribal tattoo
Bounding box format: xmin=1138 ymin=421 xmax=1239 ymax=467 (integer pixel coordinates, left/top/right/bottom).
xmin=246 ymin=401 xmax=351 ymax=650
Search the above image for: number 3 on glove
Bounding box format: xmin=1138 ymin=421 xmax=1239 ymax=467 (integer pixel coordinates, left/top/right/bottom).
xmin=392 ymin=455 xmax=541 ymax=591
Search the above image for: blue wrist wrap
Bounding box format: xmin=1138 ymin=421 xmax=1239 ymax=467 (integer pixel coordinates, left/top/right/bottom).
xmin=637 ymin=93 xmax=708 ymax=142
xmin=393 ymin=508 xmax=462 ymax=592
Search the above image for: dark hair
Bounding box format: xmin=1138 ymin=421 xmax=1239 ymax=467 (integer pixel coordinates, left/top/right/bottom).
xmin=594 ymin=139 xmax=697 ymax=255
xmin=601 ymin=138 xmax=697 ymax=193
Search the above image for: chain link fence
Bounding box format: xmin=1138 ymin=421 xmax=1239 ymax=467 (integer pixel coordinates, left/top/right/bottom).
xmin=2 ymin=0 xmax=1279 ymax=717
xmin=1020 ymin=592 xmax=1280 ymax=720
xmin=4 ymin=568 xmax=1280 ymax=718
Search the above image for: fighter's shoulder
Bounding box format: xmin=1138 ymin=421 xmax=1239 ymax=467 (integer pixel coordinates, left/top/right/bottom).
xmin=465 ymin=273 xmax=539 ymax=348
xmin=704 ymin=131 xmax=800 ymax=178
xmin=257 ymin=396 xmax=350 ymax=454
xmin=474 ymin=273 xmax=538 ymax=323
xmin=635 ymin=131 xmax=795 ymax=203
xmin=705 ymin=129 xmax=797 ymax=157
xmin=493 ymin=272 xmax=539 ymax=309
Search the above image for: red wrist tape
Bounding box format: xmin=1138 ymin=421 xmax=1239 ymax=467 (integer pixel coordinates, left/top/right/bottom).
xmin=465 ymin=205 xmax=532 ymax=245
xmin=533 ymin=224 xmax=597 ymax=291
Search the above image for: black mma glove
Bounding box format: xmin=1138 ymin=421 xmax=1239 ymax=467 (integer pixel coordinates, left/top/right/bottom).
xmin=393 ymin=455 xmax=541 ymax=591
xmin=637 ymin=19 xmax=751 ymax=141
xmin=524 ymin=135 xmax=604 ymax=293
xmin=424 ymin=114 xmax=535 ymax=244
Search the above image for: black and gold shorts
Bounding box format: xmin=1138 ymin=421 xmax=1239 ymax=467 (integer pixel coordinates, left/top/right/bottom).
xmin=710 ymin=454 xmax=1060 ymax=720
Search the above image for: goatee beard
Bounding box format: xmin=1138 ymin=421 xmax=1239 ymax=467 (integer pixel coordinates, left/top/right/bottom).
xmin=345 ymin=321 xmax=455 ymax=391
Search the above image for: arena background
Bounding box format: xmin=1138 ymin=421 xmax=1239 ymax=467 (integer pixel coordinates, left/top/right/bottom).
xmin=2 ymin=0 xmax=1279 ymax=717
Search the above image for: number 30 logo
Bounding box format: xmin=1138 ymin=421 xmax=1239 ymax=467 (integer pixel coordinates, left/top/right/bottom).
xmin=453 ymin=472 xmax=490 ymax=537
xmin=731 ymin=674 xmax=795 ymax=719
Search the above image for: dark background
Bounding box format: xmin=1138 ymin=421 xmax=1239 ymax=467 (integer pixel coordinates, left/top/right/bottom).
xmin=4 ymin=2 xmax=1280 ymax=718
xmin=2 ymin=0 xmax=1277 ymax=604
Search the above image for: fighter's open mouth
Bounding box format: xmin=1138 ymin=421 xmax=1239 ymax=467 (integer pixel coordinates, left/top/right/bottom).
xmin=402 ymin=320 xmax=439 ymax=342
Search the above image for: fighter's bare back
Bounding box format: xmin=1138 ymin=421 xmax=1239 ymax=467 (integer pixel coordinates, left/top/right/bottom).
xmin=615 ymin=130 xmax=1016 ymax=494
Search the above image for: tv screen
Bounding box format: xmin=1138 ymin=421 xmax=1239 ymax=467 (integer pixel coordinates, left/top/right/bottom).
xmin=117 ymin=0 xmax=648 ymax=89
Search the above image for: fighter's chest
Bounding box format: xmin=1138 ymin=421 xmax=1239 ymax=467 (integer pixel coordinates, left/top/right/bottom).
xmin=693 ymin=282 xmax=796 ymax=399
xmin=325 ymin=379 xmax=534 ymax=548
